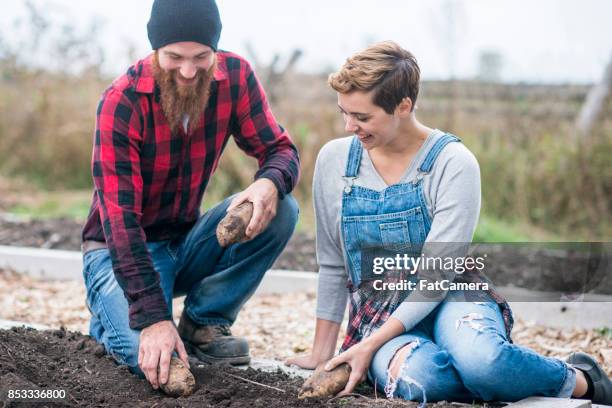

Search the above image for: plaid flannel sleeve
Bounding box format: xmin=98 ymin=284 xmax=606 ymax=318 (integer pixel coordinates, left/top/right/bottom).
xmin=92 ymin=88 xmax=171 ymax=330
xmin=230 ymin=58 xmax=300 ymax=198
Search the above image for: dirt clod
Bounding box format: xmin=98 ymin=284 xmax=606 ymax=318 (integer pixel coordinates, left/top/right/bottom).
xmin=93 ymin=343 xmax=106 ymax=357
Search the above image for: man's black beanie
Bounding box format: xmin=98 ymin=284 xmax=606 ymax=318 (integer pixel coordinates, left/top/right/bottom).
xmin=147 ymin=0 xmax=222 ymax=51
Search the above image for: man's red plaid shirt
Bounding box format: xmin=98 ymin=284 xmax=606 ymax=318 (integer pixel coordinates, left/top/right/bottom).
xmin=82 ymin=51 xmax=300 ymax=330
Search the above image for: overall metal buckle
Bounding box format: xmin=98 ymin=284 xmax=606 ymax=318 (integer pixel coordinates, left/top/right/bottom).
xmin=342 ymin=176 xmax=356 ymax=194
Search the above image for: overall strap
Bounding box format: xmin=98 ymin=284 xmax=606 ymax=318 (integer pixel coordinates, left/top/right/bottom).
xmin=418 ymin=133 xmax=461 ymax=173
xmin=342 ymin=136 xmax=363 ymax=193
xmin=344 ymin=136 xmax=363 ymax=177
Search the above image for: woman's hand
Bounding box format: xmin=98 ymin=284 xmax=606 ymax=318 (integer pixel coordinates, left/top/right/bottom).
xmin=284 ymin=318 xmax=342 ymax=370
xmin=323 ymin=318 xmax=406 ymax=396
xmin=285 ymin=354 xmax=326 ymax=370
xmin=324 ymin=341 xmax=376 ymax=396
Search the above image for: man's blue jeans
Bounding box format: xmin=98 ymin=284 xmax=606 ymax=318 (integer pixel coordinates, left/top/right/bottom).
xmin=368 ymin=292 xmax=576 ymax=403
xmin=82 ymin=195 xmax=298 ymax=376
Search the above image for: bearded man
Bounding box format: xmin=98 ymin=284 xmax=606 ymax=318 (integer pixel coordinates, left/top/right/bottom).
xmin=81 ymin=0 xmax=299 ymax=392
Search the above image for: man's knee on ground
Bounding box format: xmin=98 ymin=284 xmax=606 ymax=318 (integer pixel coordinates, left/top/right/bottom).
xmin=104 ymin=336 xmax=143 ymax=377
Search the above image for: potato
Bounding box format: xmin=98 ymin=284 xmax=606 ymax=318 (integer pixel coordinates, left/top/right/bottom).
xmin=159 ymin=357 xmax=196 ymax=397
xmin=298 ymin=362 xmax=351 ymax=399
xmin=216 ymin=201 xmax=254 ymax=247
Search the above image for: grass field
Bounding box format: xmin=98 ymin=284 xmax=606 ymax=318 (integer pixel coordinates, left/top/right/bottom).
xmin=0 ymin=61 xmax=610 ymax=241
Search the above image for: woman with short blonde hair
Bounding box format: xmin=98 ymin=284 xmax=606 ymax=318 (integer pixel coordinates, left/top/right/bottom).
xmin=287 ymin=41 xmax=610 ymax=405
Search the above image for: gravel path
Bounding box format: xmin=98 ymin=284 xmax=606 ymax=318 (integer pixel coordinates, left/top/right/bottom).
xmin=1 ymin=268 xmax=611 ymax=377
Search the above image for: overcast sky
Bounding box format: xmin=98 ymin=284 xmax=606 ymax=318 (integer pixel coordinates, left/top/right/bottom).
xmin=1 ymin=0 xmax=611 ymax=83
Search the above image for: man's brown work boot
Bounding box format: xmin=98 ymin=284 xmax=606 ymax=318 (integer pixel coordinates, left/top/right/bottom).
xmin=178 ymin=312 xmax=250 ymax=365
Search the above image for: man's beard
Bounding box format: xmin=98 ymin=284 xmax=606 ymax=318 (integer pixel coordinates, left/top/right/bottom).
xmin=152 ymin=52 xmax=215 ymax=134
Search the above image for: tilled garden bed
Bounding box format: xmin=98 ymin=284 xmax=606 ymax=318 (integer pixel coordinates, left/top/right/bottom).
xmin=0 ymin=326 xmax=316 ymax=408
xmin=0 ymin=327 xmax=490 ymax=407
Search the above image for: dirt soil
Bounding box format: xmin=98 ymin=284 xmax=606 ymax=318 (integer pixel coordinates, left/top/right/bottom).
xmin=0 ymin=327 xmax=493 ymax=408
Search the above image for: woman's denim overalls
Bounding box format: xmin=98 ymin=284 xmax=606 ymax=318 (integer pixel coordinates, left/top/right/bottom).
xmin=338 ymin=135 xmax=574 ymax=404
